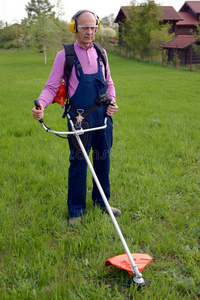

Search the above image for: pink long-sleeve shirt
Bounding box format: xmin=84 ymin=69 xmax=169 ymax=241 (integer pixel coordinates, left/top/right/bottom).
xmin=38 ymin=41 xmax=116 ymax=108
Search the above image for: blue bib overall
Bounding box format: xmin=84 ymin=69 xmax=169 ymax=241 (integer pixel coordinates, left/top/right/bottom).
xmin=67 ymin=53 xmax=113 ymax=217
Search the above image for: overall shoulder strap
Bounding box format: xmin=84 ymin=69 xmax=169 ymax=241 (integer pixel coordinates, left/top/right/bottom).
xmin=93 ymin=42 xmax=107 ymax=79
xmin=63 ymin=43 xmax=75 ymax=92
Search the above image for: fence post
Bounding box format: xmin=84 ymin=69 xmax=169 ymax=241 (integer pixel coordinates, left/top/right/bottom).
xmin=151 ymin=44 xmax=153 ymax=62
xmin=133 ymin=40 xmax=135 ymax=57
xmin=190 ymin=43 xmax=193 ymax=72
xmin=175 ymin=45 xmax=177 ymax=68
xmin=141 ymin=42 xmax=144 ymax=60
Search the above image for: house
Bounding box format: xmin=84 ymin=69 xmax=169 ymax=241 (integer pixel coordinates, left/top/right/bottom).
xmin=161 ymin=35 xmax=200 ymax=64
xmin=114 ymin=5 xmax=183 ymax=42
xmin=161 ymin=1 xmax=200 ymax=64
xmin=179 ymin=1 xmax=200 ymax=20
xmin=175 ymin=1 xmax=200 ymax=35
xmin=114 ymin=1 xmax=200 ymax=64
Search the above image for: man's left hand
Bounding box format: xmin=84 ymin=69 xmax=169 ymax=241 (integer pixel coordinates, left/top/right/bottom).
xmin=106 ymin=100 xmax=118 ymax=116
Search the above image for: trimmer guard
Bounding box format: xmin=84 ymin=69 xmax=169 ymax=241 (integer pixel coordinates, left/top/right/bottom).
xmin=68 ymin=118 xmax=90 ymax=151
xmin=105 ymin=253 xmax=152 ymax=275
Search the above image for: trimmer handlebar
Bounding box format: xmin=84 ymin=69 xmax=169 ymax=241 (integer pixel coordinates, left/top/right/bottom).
xmin=34 ymin=99 xmax=44 ymax=123
xmin=33 ymin=99 xmax=108 ymax=136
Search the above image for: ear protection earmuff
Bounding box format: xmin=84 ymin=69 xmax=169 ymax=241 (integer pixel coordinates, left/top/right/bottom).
xmin=70 ymin=10 xmax=100 ymax=34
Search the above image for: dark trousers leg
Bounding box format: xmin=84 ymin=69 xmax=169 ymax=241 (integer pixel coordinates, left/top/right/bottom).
xmin=92 ymin=117 xmax=113 ymax=206
xmin=67 ymin=148 xmax=88 ymax=217
xmin=67 ymin=117 xmax=113 ymax=216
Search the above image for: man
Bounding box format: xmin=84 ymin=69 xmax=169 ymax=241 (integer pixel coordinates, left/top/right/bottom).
xmin=32 ymin=10 xmax=121 ymax=226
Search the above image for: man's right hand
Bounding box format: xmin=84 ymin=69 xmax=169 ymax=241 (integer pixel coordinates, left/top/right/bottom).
xmin=32 ymin=102 xmax=44 ymax=120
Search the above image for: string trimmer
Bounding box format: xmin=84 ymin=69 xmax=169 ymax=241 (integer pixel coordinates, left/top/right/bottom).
xmin=33 ymin=88 xmax=152 ymax=289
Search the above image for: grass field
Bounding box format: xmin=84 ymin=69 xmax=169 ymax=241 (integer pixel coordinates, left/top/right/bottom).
xmin=0 ymin=50 xmax=200 ymax=299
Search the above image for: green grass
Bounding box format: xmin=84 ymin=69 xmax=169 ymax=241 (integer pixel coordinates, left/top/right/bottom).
xmin=0 ymin=50 xmax=200 ymax=299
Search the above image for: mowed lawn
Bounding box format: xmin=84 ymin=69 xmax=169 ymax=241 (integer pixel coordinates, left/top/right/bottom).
xmin=0 ymin=50 xmax=200 ymax=299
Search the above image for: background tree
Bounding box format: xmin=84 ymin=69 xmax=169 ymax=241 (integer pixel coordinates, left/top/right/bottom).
xmin=19 ymin=19 xmax=32 ymax=47
xmin=100 ymin=14 xmax=118 ymax=29
xmin=96 ymin=26 xmax=117 ymax=48
xmin=123 ymin=0 xmax=164 ymax=59
xmin=0 ymin=20 xmax=5 ymax=30
xmin=24 ymin=0 xmax=68 ymax=64
xmin=25 ymin=0 xmax=55 ymax=24
xmin=54 ymin=0 xmax=64 ymax=20
xmin=30 ymin=17 xmax=55 ymax=63
xmin=29 ymin=16 xmax=74 ymax=64
xmin=151 ymin=23 xmax=175 ymax=60
xmin=24 ymin=0 xmax=75 ymax=63
xmin=52 ymin=19 xmax=75 ymax=53
xmin=122 ymin=4 xmax=138 ymax=55
xmin=0 ymin=23 xmax=20 ymax=49
xmin=100 ymin=16 xmax=110 ymax=28
xmin=191 ymin=23 xmax=200 ymax=58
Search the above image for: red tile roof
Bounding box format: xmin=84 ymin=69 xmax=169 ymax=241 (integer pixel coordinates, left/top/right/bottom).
xmin=114 ymin=5 xmax=182 ymax=23
xmin=180 ymin=1 xmax=200 ymax=13
xmin=160 ymin=6 xmax=183 ymax=20
xmin=177 ymin=11 xmax=200 ymax=25
xmin=161 ymin=35 xmax=198 ymax=49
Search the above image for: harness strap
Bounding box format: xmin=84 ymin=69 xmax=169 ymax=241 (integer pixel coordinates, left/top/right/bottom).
xmin=93 ymin=42 xmax=107 ymax=79
xmin=69 ymin=90 xmax=111 ymax=120
xmin=63 ymin=92 xmax=111 ymax=120
xmin=63 ymin=43 xmax=75 ymax=93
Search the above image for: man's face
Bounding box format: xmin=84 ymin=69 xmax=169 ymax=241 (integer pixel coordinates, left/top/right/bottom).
xmin=76 ymin=12 xmax=97 ymax=49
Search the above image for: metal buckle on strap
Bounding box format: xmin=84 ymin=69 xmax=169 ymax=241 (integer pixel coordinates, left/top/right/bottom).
xmin=76 ymin=109 xmax=84 ymax=122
